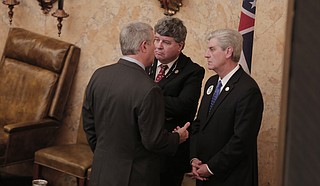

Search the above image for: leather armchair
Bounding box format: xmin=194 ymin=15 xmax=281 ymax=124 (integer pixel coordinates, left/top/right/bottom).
xmin=33 ymin=118 xmax=93 ymax=186
xmin=0 ymin=27 xmax=80 ymax=166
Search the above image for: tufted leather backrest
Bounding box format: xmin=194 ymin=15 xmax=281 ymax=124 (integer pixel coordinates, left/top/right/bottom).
xmin=0 ymin=27 xmax=80 ymax=126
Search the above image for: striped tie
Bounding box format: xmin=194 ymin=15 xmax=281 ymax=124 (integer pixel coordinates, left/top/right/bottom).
xmin=209 ymin=80 xmax=222 ymax=112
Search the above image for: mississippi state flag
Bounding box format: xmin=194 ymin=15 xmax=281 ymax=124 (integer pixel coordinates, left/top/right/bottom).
xmin=238 ymin=0 xmax=257 ymax=74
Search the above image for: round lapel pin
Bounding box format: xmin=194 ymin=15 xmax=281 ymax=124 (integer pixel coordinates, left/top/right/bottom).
xmin=207 ymin=85 xmax=214 ymax=95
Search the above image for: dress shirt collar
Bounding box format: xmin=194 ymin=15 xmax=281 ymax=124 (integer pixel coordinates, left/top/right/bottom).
xmin=157 ymin=56 xmax=179 ymax=73
xmin=121 ymin=56 xmax=145 ymax=70
xmin=220 ymin=64 xmax=240 ymax=90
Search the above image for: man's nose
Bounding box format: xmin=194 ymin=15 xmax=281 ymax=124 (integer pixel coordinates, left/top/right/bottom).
xmin=155 ymin=42 xmax=163 ymax=49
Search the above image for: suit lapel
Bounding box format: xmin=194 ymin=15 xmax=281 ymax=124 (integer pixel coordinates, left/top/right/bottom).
xmin=147 ymin=59 xmax=158 ymax=80
xmin=202 ymin=76 xmax=219 ymax=117
xmin=202 ymin=67 xmax=244 ymax=130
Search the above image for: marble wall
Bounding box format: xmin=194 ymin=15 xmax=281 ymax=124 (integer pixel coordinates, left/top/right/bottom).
xmin=0 ymin=0 xmax=288 ymax=185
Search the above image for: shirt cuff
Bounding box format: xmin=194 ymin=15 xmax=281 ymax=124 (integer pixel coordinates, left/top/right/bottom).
xmin=206 ymin=164 xmax=214 ymax=175
xmin=190 ymin=158 xmax=197 ymax=165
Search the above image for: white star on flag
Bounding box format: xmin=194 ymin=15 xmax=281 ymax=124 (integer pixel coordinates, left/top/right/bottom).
xmin=250 ymin=0 xmax=257 ymax=8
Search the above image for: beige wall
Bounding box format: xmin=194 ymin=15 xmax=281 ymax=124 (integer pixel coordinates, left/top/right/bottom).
xmin=253 ymin=1 xmax=289 ymax=185
xmin=0 ymin=0 xmax=288 ymax=185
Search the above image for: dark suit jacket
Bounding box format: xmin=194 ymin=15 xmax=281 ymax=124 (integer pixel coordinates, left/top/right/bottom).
xmin=190 ymin=67 xmax=263 ymax=186
xmin=146 ymin=53 xmax=205 ymax=173
xmin=82 ymin=59 xmax=180 ymax=186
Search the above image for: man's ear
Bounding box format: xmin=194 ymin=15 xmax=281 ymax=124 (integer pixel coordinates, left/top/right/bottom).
xmin=225 ymin=46 xmax=234 ymax=59
xmin=178 ymin=41 xmax=185 ymax=51
xmin=140 ymin=41 xmax=148 ymax=53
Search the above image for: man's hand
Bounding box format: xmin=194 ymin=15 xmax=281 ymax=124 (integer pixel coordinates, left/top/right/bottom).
xmin=186 ymin=158 xmax=209 ymax=181
xmin=174 ymin=122 xmax=190 ymax=144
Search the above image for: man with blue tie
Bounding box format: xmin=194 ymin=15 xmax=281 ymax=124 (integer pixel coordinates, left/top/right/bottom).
xmin=189 ymin=28 xmax=264 ymax=186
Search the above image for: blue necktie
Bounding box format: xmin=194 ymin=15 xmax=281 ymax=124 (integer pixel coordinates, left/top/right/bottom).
xmin=209 ymin=80 xmax=222 ymax=112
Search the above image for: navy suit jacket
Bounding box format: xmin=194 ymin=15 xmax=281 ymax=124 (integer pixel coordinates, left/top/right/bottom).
xmin=146 ymin=53 xmax=205 ymax=173
xmin=190 ymin=67 xmax=263 ymax=186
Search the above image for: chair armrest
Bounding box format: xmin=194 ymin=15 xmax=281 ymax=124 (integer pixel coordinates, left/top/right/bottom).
xmin=4 ymin=119 xmax=60 ymax=133
xmin=2 ymin=118 xmax=61 ymax=164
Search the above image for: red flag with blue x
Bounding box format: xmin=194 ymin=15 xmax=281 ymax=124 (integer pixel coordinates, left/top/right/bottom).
xmin=238 ymin=0 xmax=257 ymax=74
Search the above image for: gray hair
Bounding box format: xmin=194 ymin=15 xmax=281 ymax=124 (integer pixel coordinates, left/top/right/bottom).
xmin=120 ymin=22 xmax=153 ymax=55
xmin=154 ymin=16 xmax=187 ymax=43
xmin=207 ymin=29 xmax=243 ymax=62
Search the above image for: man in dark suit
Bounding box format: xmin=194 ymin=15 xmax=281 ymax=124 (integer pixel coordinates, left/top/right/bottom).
xmin=146 ymin=16 xmax=205 ymax=186
xmin=82 ymin=21 xmax=190 ymax=186
xmin=189 ymin=28 xmax=264 ymax=186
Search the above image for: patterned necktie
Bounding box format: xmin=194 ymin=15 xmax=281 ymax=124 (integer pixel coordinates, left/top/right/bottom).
xmin=209 ymin=80 xmax=222 ymax=112
xmin=155 ymin=64 xmax=168 ymax=82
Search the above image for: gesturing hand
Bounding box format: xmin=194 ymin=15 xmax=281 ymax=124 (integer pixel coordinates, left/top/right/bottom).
xmin=174 ymin=122 xmax=190 ymax=144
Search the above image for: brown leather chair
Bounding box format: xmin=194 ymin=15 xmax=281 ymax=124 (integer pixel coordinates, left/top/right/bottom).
xmin=0 ymin=27 xmax=80 ymax=166
xmin=86 ymin=167 xmax=91 ymax=186
xmin=33 ymin=118 xmax=93 ymax=186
